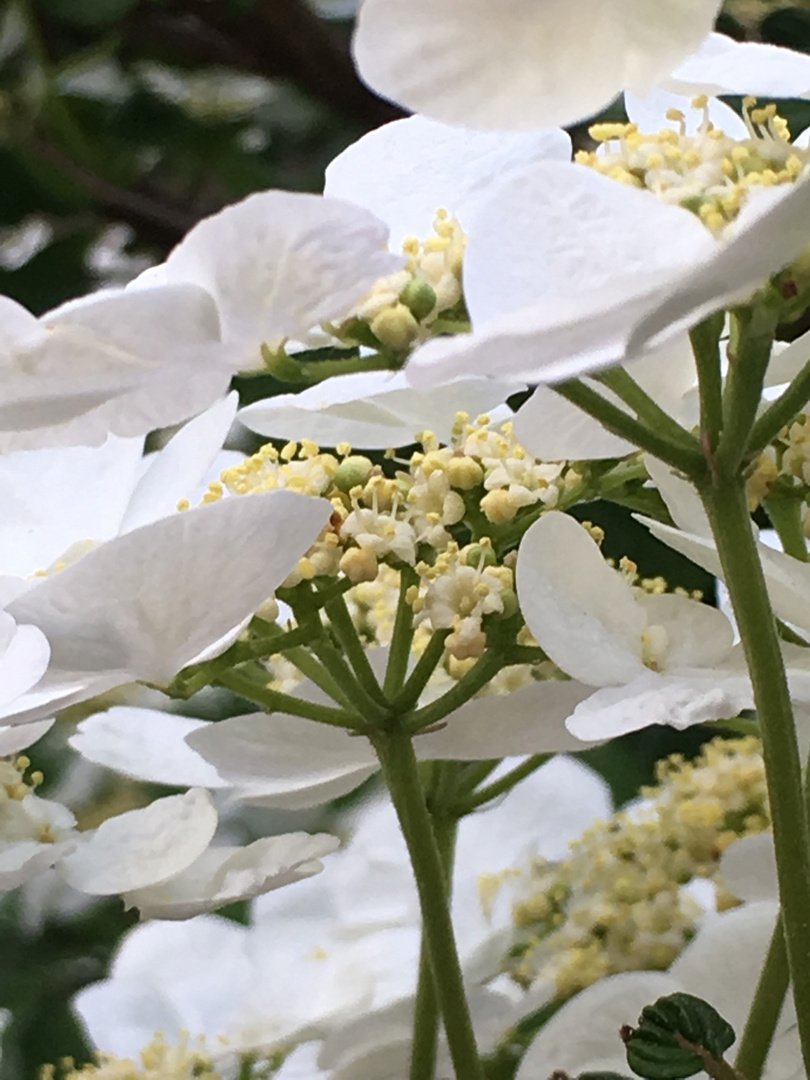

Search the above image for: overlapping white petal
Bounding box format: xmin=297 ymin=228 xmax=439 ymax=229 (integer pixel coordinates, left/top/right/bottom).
xmin=238 ymin=371 xmax=523 ymax=449
xmin=0 ymin=286 xmax=235 ymax=452
xmin=405 ymin=161 xmax=810 ymax=387
xmin=324 ymin=115 xmax=571 ymax=247
xmin=352 ymin=0 xmax=721 ymax=132
xmin=6 ymin=490 xmax=331 ymax=693
xmin=516 ymin=512 xmax=755 ymax=739
xmin=664 ymin=32 xmax=810 ymax=99
xmin=153 ymin=191 xmax=403 ymax=370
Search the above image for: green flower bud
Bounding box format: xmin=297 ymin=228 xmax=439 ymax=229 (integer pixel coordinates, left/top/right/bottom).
xmin=399 ymin=277 xmax=437 ymax=322
xmin=333 ymin=455 xmax=374 ymax=493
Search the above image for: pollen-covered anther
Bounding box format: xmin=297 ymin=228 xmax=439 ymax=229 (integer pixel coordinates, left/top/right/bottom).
xmin=340 ymin=546 xmax=380 ymax=584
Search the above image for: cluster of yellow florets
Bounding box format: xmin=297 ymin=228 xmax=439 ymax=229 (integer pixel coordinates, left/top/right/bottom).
xmin=507 ymin=736 xmax=768 ymax=999
xmin=0 ymin=755 xmax=62 ymax=845
xmin=744 ymin=412 xmax=810 ymax=532
xmin=577 ymin=96 xmax=807 ymax=235
xmin=332 ymin=209 xmax=467 ymax=351
xmin=40 ymin=1035 xmax=226 ymax=1080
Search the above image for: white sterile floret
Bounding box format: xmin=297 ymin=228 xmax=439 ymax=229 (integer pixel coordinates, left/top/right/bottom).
xmin=139 ymin=190 xmax=403 ymax=371
xmin=0 ymin=286 xmax=234 ymax=453
xmin=340 ymin=486 xmax=417 ymax=564
xmin=515 ymin=512 xmax=759 ymax=739
xmin=405 ymin=85 xmax=810 ymax=387
xmin=352 ymin=0 xmax=722 ymax=131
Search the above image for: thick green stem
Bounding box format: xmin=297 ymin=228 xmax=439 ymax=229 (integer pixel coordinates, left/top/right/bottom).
xmin=310 ymin=636 xmax=389 ymax=722
xmin=385 ymin=566 xmax=418 ymax=698
xmin=554 ymin=379 xmax=705 ymax=477
xmin=452 ymin=754 xmax=552 ymax=817
xmin=700 ymin=477 xmax=810 ymax=1075
xmin=690 ymin=314 xmax=725 ymax=454
xmin=374 ymin=729 xmax=484 ymax=1080
xmin=716 ymin=308 xmax=778 ymax=475
xmin=284 ymin=646 xmax=356 ymax=710
xmin=410 ymin=811 xmax=458 ymax=1080
xmin=734 ymin=918 xmax=789 ymax=1080
xmin=215 ymin=669 xmax=361 ymax=729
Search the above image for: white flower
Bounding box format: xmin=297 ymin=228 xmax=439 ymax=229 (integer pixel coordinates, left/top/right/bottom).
xmin=0 ymin=285 xmax=234 ymax=452
xmin=3 ymin=490 xmax=331 ymax=715
xmin=137 ymin=190 xmax=404 ymax=372
xmin=352 ymin=0 xmax=723 ymax=131
xmin=0 ymin=393 xmax=238 ymax=580
xmin=514 ymin=511 xmax=801 ymax=740
xmin=403 ymin=40 xmax=810 ymax=388
xmin=73 ymin=761 xmax=610 ymax=1064
xmin=70 ymin=666 xmax=599 ymax=810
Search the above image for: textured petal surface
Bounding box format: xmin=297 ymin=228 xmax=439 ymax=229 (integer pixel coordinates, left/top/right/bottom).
xmin=238 ymin=371 xmax=523 ymax=449
xmin=353 ymin=0 xmax=721 ymax=131
xmin=58 ymin=789 xmax=218 ymax=895
xmin=70 ymin=708 xmax=227 ymax=788
xmin=164 ymin=191 xmax=403 ymax=367
xmin=720 ymin=834 xmax=777 ymax=903
xmin=665 ymin=33 xmax=810 ymax=99
xmin=8 ymin=491 xmax=331 ymax=685
xmin=324 ymin=115 xmax=571 ymax=246
xmin=123 ymin=832 xmax=340 ymax=919
xmin=516 ymin=512 xmax=646 ymax=685
xmin=0 ymin=622 xmax=51 ymax=708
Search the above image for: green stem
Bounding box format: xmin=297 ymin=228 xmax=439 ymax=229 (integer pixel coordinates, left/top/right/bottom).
xmin=410 ymin=808 xmax=458 ymax=1080
xmin=700 ymin=477 xmax=810 ymax=1076
xmin=596 ymin=368 xmax=699 ymax=452
xmin=215 ymin=669 xmax=361 ymax=729
xmin=393 ymin=630 xmax=451 ymax=714
xmin=310 ymin=636 xmax=389 ymax=722
xmin=384 ymin=566 xmax=418 ymax=698
xmin=748 ymin=353 xmax=810 ymax=455
xmin=555 ymin=379 xmax=705 ymax=477
xmin=457 ymin=760 xmax=500 ymax=796
xmin=716 ymin=307 xmax=779 ymax=475
xmin=452 ymin=754 xmax=552 ymax=817
xmin=284 ymin=646 xmax=356 ymax=710
xmin=405 ymin=649 xmax=504 ymax=734
xmin=373 ymin=729 xmax=484 ymax=1080
xmin=321 ymin=591 xmax=389 ymax=708
xmin=734 ymin=918 xmax=789 ymax=1080
xmin=690 ymin=314 xmax=725 ymax=454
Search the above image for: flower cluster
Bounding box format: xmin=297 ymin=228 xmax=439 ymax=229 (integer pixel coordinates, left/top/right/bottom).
xmin=41 ymin=1036 xmax=224 ymax=1080
xmin=507 ymin=736 xmax=769 ymax=999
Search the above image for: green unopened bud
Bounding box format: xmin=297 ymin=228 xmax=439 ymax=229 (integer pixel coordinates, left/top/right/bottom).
xmin=496 ymin=588 xmax=519 ymax=619
xmin=333 ymin=455 xmax=374 ymax=493
xmin=399 ymin=277 xmax=437 ymax=322
xmin=463 ymin=542 xmax=497 ymax=569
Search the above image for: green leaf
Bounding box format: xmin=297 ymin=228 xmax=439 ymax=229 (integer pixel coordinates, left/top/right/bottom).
xmin=623 ymin=993 xmax=736 ymax=1080
xmin=38 ymin=0 xmax=139 ymax=28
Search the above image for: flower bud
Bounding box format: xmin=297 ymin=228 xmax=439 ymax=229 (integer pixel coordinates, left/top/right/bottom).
xmin=370 ymin=303 xmax=420 ymax=350
xmin=333 ymin=455 xmax=374 ymax=493
xmin=399 ymin=277 xmax=437 ymax=322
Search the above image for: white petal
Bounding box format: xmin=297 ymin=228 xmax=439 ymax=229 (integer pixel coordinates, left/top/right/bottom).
xmin=0 ymin=719 xmax=53 ymax=756
xmin=407 ymin=164 xmax=713 ymax=386
xmin=0 ymin=622 xmax=51 ymax=708
xmin=353 ymin=0 xmax=721 ymax=131
xmin=8 ymin=490 xmax=331 ymax=685
xmin=516 ymin=512 xmax=646 ymax=685
xmin=238 ymin=371 xmax=523 ymax=449
xmin=324 ymin=115 xmax=571 ymax=247
xmin=164 ymin=191 xmax=403 ymax=364
xmin=70 ymin=707 xmax=227 ymax=788
xmin=720 ymin=834 xmax=777 ymax=903
xmin=635 ymin=592 xmax=734 ymax=668
xmin=186 ymin=709 xmax=377 ymax=807
xmin=644 ymin=455 xmax=711 ymax=535
xmin=513 ymin=384 xmax=635 ymax=460
xmin=119 ymin=392 xmax=238 ymax=533
xmin=669 ymin=902 xmax=779 ymax=1035
xmin=0 ymin=436 xmax=143 ymax=578
xmin=122 ymin=832 xmax=340 ymax=919
xmin=58 ymin=789 xmax=218 ymax=895
xmin=516 ymin=971 xmax=681 ymax=1078
xmin=0 ymin=840 xmax=76 ymax=891
xmin=567 ymin=669 xmax=754 ymax=740
xmin=665 ymin=33 xmax=810 ymax=100
xmin=418 ymin=680 xmax=601 ymax=758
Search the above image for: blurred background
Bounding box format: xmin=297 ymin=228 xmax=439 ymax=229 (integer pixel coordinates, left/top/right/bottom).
xmin=0 ymin=0 xmax=807 ymax=1076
